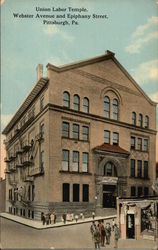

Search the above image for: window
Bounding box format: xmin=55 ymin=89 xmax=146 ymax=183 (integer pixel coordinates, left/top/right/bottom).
xmin=112 ymin=99 xmax=118 ymax=120
xmin=28 ymin=186 xmax=31 ymax=201
xmin=144 ymin=116 xmax=149 ymax=128
xmin=131 ymin=186 xmax=136 ymax=196
xmin=131 ymin=137 xmax=135 ymax=149
xmin=62 ymin=122 xmax=69 ymax=138
xmin=104 ymin=96 xmax=110 ymax=118
xmin=62 ymin=183 xmax=70 ymax=202
xmin=137 ymin=160 xmax=142 ymax=178
xmin=83 ymin=184 xmax=89 ymax=202
xmin=144 ymin=139 xmax=148 ymax=151
xmin=82 ymin=152 xmax=88 ymax=172
xmin=113 ymin=132 xmax=119 ymax=145
xmin=62 ymin=150 xmax=69 ymax=171
xmin=144 ymin=161 xmax=148 ymax=179
xmin=131 ymin=159 xmax=135 ymax=177
xmin=132 ymin=112 xmax=136 ymax=125
xmin=105 ymin=162 xmax=112 ymax=176
xmin=137 ymin=138 xmax=142 ymax=150
xmin=72 ymin=151 xmax=79 ymax=172
xmin=104 ymin=130 xmax=110 ymax=144
xmin=73 ymin=124 xmax=79 ymax=140
xmin=82 ymin=126 xmax=89 ymax=140
xmin=73 ymin=184 xmax=79 ymax=202
xmin=63 ymin=92 xmax=70 ymax=108
xmin=32 ymin=211 xmax=34 ymax=219
xmin=40 ymin=96 xmax=44 ymax=111
xmin=40 ymin=123 xmax=44 ymax=138
xmin=40 ymin=151 xmax=44 ymax=171
xmin=28 ymin=210 xmax=30 ymax=218
xmin=138 ymin=186 xmax=143 ymax=197
xmin=138 ymin=114 xmax=143 ymax=127
xmin=73 ymin=95 xmax=80 ymax=111
xmin=32 ymin=185 xmax=35 ymax=201
xmin=23 ymin=209 xmax=26 ymax=217
xmin=144 ymin=187 xmax=149 ymax=196
xmin=83 ymin=97 xmax=89 ymax=113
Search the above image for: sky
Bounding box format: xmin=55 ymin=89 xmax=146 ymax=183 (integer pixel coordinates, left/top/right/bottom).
xmin=0 ymin=0 xmax=158 ymax=178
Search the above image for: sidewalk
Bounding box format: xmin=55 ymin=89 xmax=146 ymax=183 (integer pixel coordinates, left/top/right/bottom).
xmin=0 ymin=212 xmax=116 ymax=230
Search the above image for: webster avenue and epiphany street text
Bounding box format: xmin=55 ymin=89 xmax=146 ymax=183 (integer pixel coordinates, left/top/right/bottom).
xmin=12 ymin=6 xmax=108 ymax=25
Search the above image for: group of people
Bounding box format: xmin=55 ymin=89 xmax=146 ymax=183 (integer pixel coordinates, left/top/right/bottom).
xmin=41 ymin=212 xmax=57 ymax=225
xmin=90 ymin=219 xmax=120 ymax=249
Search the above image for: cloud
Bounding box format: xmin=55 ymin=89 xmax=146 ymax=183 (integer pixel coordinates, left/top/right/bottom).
xmin=125 ymin=16 xmax=158 ymax=54
xmin=131 ymin=59 xmax=158 ymax=84
xmin=43 ymin=25 xmax=74 ymax=43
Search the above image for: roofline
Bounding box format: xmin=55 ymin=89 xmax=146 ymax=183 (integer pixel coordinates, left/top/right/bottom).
xmin=2 ymin=77 xmax=49 ymax=135
xmin=46 ymin=50 xmax=115 ymax=72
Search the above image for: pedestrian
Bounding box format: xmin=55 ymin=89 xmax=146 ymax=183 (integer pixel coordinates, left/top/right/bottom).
xmin=98 ymin=220 xmax=103 ymax=245
xmin=63 ymin=213 xmax=66 ymax=224
xmin=112 ymin=218 xmax=115 ymax=231
xmin=46 ymin=213 xmax=49 ymax=225
xmin=114 ymin=224 xmax=120 ymax=249
xmin=50 ymin=212 xmax=54 ymax=224
xmin=54 ymin=213 xmax=57 ymax=224
xmin=48 ymin=212 xmax=51 ymax=224
xmin=93 ymin=225 xmax=100 ymax=249
xmin=101 ymin=222 xmax=106 ymax=247
xmin=105 ymin=222 xmax=111 ymax=245
xmin=90 ymin=221 xmax=96 ymax=239
xmin=42 ymin=213 xmax=46 ymax=225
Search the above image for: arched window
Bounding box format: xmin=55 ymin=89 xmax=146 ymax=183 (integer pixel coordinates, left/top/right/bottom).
xmin=73 ymin=95 xmax=80 ymax=111
xmin=132 ymin=112 xmax=136 ymax=125
xmin=112 ymin=99 xmax=118 ymax=120
xmin=138 ymin=114 xmax=143 ymax=127
xmin=104 ymin=162 xmax=117 ymax=177
xmin=83 ymin=97 xmax=89 ymax=113
xmin=63 ymin=92 xmax=70 ymax=108
xmin=104 ymin=96 xmax=110 ymax=118
xmin=144 ymin=115 xmax=149 ymax=128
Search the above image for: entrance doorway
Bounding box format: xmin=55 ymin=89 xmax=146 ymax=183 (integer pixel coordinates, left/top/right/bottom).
xmin=102 ymin=185 xmax=116 ymax=208
xmin=126 ymin=214 xmax=135 ymax=239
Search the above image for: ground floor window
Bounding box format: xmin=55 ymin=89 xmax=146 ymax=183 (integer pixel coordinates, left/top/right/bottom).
xmin=23 ymin=209 xmax=25 ymax=217
xmin=73 ymin=184 xmax=80 ymax=202
xmin=138 ymin=186 xmax=143 ymax=197
xmin=144 ymin=187 xmax=149 ymax=196
xmin=32 ymin=211 xmax=34 ymax=219
xmin=131 ymin=186 xmax=136 ymax=196
xmin=62 ymin=183 xmax=70 ymax=202
xmin=83 ymin=184 xmax=89 ymax=202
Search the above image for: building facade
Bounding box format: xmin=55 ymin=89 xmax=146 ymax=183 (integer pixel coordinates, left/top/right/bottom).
xmin=2 ymin=51 xmax=157 ymax=220
xmin=0 ymin=178 xmax=6 ymax=212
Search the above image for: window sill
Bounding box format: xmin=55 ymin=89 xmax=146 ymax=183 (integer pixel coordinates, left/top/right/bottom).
xmin=129 ymin=176 xmax=150 ymax=180
xmin=62 ymin=136 xmax=89 ymax=143
xmin=59 ymin=170 xmax=92 ymax=175
xmin=130 ymin=149 xmax=148 ymax=153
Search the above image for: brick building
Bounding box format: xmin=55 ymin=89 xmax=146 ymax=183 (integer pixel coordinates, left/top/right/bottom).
xmin=0 ymin=178 xmax=6 ymax=212
xmin=2 ymin=50 xmax=157 ymax=220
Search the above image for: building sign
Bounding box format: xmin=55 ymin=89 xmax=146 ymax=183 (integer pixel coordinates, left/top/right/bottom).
xmin=101 ymin=176 xmax=118 ymax=185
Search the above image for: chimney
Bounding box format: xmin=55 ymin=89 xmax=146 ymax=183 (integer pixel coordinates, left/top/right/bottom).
xmin=36 ymin=64 xmax=43 ymax=80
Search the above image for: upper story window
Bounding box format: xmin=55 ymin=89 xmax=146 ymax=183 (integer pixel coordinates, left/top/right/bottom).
xmin=104 ymin=130 xmax=110 ymax=144
xmin=144 ymin=139 xmax=148 ymax=151
xmin=72 ymin=151 xmax=79 ymax=172
xmin=82 ymin=152 xmax=88 ymax=172
xmin=131 ymin=136 xmax=136 ymax=149
xmin=131 ymin=159 xmax=135 ymax=177
xmin=40 ymin=150 xmax=44 ymax=171
xmin=113 ymin=132 xmax=119 ymax=146
xmin=132 ymin=112 xmax=136 ymax=125
xmin=144 ymin=115 xmax=149 ymax=128
xmin=63 ymin=91 xmax=70 ymax=108
xmin=104 ymin=162 xmax=117 ymax=177
xmin=112 ymin=99 xmax=118 ymax=120
xmin=104 ymin=96 xmax=110 ymax=118
xmin=62 ymin=149 xmax=69 ymax=171
xmin=138 ymin=114 xmax=143 ymax=127
xmin=83 ymin=97 xmax=89 ymax=113
xmin=137 ymin=160 xmax=142 ymax=178
xmin=144 ymin=161 xmax=148 ymax=179
xmin=73 ymin=124 xmax=79 ymax=140
xmin=40 ymin=96 xmax=44 ymax=111
xmin=62 ymin=122 xmax=69 ymax=138
xmin=82 ymin=126 xmax=89 ymax=141
xmin=137 ymin=138 xmax=142 ymax=150
xmin=73 ymin=95 xmax=80 ymax=111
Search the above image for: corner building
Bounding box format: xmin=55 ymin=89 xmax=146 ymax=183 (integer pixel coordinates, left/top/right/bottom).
xmin=3 ymin=51 xmax=157 ymax=220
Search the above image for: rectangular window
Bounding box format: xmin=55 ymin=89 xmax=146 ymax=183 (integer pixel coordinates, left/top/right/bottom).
xmin=73 ymin=184 xmax=79 ymax=202
xmin=62 ymin=122 xmax=69 ymax=138
xmin=144 ymin=187 xmax=149 ymax=196
xmin=73 ymin=124 xmax=79 ymax=140
xmin=131 ymin=186 xmax=136 ymax=196
xmin=131 ymin=159 xmax=135 ymax=177
xmin=28 ymin=186 xmax=31 ymax=201
xmin=28 ymin=209 xmax=30 ymax=218
xmin=130 ymin=137 xmax=135 ymax=149
xmin=82 ymin=126 xmax=89 ymax=141
xmin=40 ymin=123 xmax=44 ymax=138
xmin=40 ymin=96 xmax=44 ymax=111
xmin=62 ymin=183 xmax=70 ymax=202
xmin=72 ymin=151 xmax=79 ymax=172
xmin=83 ymin=184 xmax=89 ymax=202
xmin=82 ymin=152 xmax=88 ymax=172
xmin=137 ymin=160 xmax=142 ymax=178
xmin=23 ymin=209 xmax=25 ymax=217
xmin=137 ymin=138 xmax=142 ymax=150
xmin=144 ymin=161 xmax=148 ymax=179
xmin=144 ymin=139 xmax=148 ymax=151
xmin=138 ymin=186 xmax=143 ymax=197
xmin=62 ymin=150 xmax=69 ymax=171
xmin=113 ymin=132 xmax=119 ymax=146
xmin=32 ymin=211 xmax=34 ymax=219
xmin=32 ymin=185 xmax=35 ymax=201
xmin=104 ymin=130 xmax=110 ymax=144
xmin=40 ymin=151 xmax=44 ymax=171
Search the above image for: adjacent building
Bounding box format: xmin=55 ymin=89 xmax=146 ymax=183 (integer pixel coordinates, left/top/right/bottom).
xmin=2 ymin=50 xmax=157 ymax=220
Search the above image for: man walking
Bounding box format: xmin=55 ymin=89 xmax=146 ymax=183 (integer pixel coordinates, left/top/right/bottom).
xmin=114 ymin=224 xmax=120 ymax=248
xmin=93 ymin=226 xmax=100 ymax=249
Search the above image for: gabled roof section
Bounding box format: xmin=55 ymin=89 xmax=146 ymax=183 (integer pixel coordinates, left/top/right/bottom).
xmin=2 ymin=77 xmax=49 ymax=135
xmin=93 ymin=143 xmax=130 ymax=155
xmin=47 ymin=50 xmax=157 ymax=106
